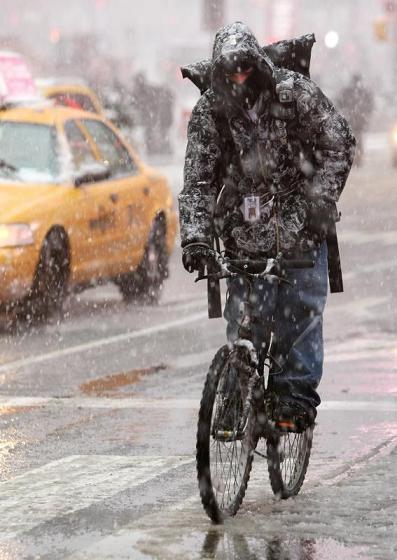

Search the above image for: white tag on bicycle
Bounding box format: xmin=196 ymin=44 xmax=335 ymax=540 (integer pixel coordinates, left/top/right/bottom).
xmin=243 ymin=195 xmax=261 ymax=223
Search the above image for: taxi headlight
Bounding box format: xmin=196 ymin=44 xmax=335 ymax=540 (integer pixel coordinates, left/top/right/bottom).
xmin=0 ymin=224 xmax=34 ymax=248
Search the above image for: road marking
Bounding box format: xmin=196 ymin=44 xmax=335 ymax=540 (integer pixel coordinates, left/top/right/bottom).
xmin=0 ymin=396 xmax=396 ymax=412
xmin=0 ymin=311 xmax=207 ymax=374
xmin=342 ymin=258 xmax=397 ymax=280
xmin=324 ymin=334 xmax=397 ymax=363
xmin=326 ymin=346 xmax=397 ymax=363
xmin=0 ymin=454 xmax=194 ymax=539
xmin=318 ymin=400 xmax=397 ymax=411
xmin=319 ymin=435 xmax=397 ymax=487
xmin=1 ymin=327 xmax=393 ymax=381
xmin=0 ymin=396 xmax=200 ymax=409
xmin=326 ymin=296 xmax=389 ymax=320
xmin=326 ymin=336 xmax=397 ymax=353
xmin=341 ymin=230 xmax=397 ymax=247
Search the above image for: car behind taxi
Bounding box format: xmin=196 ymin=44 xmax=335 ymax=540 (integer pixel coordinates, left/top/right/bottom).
xmin=36 ymin=79 xmax=104 ymax=115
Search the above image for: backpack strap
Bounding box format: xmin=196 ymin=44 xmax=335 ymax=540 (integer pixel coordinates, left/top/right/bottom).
xmin=323 ymin=204 xmax=343 ymax=293
xmin=207 ymin=233 xmax=222 ymax=318
xmin=270 ymin=76 xmax=296 ymax=120
xmin=326 ymin=227 xmax=344 ymax=293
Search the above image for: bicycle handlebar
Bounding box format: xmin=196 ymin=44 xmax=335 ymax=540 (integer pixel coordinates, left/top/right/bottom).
xmin=195 ymin=253 xmax=314 ymax=283
xmin=227 ymin=258 xmax=314 ymax=270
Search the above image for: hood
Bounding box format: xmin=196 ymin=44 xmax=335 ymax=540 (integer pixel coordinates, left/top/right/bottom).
xmin=212 ymin=22 xmax=265 ymax=65
xmin=181 ymin=26 xmax=315 ymax=95
xmin=210 ymin=22 xmax=275 ymax=102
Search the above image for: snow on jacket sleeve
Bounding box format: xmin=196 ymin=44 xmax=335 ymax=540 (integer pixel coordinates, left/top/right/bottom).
xmin=178 ymin=94 xmax=222 ymax=247
xmin=296 ymin=78 xmax=356 ymax=204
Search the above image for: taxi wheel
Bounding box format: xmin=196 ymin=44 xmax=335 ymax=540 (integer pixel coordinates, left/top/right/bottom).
xmin=25 ymin=229 xmax=69 ymax=322
xmin=118 ymin=217 xmax=168 ymax=304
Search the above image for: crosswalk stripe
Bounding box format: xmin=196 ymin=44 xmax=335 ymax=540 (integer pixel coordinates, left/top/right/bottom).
xmin=0 ymin=396 xmax=396 ymax=412
xmin=0 ymin=396 xmax=199 ymax=409
xmin=0 ymin=454 xmax=194 ymax=539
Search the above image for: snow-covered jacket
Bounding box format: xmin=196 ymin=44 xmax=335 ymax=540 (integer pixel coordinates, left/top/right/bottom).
xmin=179 ymin=22 xmax=355 ymax=257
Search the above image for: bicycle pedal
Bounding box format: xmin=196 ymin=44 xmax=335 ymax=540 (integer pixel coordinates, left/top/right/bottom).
xmin=214 ymin=430 xmax=243 ymax=441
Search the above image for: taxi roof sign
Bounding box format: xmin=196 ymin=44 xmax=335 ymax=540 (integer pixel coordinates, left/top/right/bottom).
xmin=0 ymin=51 xmax=41 ymax=106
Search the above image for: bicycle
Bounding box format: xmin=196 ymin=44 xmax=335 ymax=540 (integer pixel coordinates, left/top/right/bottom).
xmin=196 ymin=252 xmax=315 ymax=523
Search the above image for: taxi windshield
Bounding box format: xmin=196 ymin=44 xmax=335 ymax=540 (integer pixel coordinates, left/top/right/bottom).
xmin=0 ymin=121 xmax=60 ymax=183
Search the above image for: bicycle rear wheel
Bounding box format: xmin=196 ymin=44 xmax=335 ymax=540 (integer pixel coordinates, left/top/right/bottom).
xmin=196 ymin=345 xmax=257 ymax=523
xmin=267 ymin=426 xmax=314 ymax=498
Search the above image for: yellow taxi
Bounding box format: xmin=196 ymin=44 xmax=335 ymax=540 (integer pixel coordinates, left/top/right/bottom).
xmin=37 ymin=80 xmax=104 ymax=115
xmin=0 ymin=105 xmax=177 ymax=319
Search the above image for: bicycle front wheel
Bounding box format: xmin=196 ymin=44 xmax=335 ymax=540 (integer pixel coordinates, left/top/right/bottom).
xmin=196 ymin=345 xmax=257 ymax=523
xmin=267 ymin=426 xmax=314 ymax=498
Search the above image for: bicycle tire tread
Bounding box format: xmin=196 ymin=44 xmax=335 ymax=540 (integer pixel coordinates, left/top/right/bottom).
xmin=196 ymin=345 xmax=255 ymax=523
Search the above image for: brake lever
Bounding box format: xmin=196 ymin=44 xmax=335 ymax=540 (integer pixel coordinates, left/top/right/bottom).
xmin=195 ymin=266 xmax=206 ymax=282
xmin=195 ymin=271 xmax=229 ymax=282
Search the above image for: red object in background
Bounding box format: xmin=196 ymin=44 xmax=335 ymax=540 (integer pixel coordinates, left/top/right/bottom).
xmin=0 ymin=52 xmax=38 ymax=103
xmin=60 ymin=95 xmax=82 ymax=110
xmin=384 ymin=0 xmax=396 ymax=12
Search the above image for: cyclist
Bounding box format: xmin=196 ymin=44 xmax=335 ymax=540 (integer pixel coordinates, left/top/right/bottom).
xmin=179 ymin=22 xmax=355 ymax=431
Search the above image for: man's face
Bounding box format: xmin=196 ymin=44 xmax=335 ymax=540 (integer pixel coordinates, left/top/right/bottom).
xmin=225 ymin=66 xmax=254 ymax=85
xmin=224 ymin=64 xmax=260 ymax=108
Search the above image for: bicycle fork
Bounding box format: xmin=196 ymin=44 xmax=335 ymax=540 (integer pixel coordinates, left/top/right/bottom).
xmin=213 ymin=341 xmax=260 ymax=442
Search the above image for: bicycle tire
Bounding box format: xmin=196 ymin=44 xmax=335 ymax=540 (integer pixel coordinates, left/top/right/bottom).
xmin=196 ymin=345 xmax=257 ymax=523
xmin=266 ymin=425 xmax=314 ymax=499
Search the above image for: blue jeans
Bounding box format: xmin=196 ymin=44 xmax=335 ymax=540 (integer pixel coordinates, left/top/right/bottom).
xmin=223 ymin=243 xmax=328 ymax=410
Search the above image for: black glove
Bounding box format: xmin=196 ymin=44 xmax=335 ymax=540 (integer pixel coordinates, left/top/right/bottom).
xmin=307 ymin=201 xmax=337 ymax=242
xmin=182 ymin=243 xmax=215 ymax=273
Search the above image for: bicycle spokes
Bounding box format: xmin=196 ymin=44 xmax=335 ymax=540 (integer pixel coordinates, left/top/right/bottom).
xmin=267 ymin=426 xmax=313 ymax=498
xmin=210 ymin=375 xmax=249 ymax=508
xmin=278 ymin=431 xmax=309 ymax=488
xmin=210 ymin=435 xmax=249 ymax=510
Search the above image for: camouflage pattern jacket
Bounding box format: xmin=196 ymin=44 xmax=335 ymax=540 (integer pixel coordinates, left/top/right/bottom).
xmin=179 ymin=22 xmax=355 ymax=258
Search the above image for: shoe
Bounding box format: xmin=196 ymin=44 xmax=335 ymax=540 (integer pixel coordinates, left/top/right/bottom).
xmin=274 ymin=400 xmax=316 ymax=433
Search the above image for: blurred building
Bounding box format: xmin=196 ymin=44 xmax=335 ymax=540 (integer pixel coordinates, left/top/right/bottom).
xmin=0 ymin=0 xmax=394 ymax=132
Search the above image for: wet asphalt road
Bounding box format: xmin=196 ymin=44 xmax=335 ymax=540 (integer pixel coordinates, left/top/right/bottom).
xmin=0 ymin=139 xmax=396 ymax=559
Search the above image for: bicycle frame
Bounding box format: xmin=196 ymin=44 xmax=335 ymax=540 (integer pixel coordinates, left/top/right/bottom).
xmin=196 ymin=251 xmax=317 ymax=521
xmin=198 ymin=251 xmax=315 ymax=443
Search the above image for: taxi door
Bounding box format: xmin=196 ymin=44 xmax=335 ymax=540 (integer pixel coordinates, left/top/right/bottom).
xmin=80 ymin=118 xmax=151 ymax=277
xmin=63 ymin=119 xmax=116 ymax=282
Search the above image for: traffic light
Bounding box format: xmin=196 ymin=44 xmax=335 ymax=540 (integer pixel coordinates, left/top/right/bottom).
xmin=373 ymin=17 xmax=388 ymax=41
